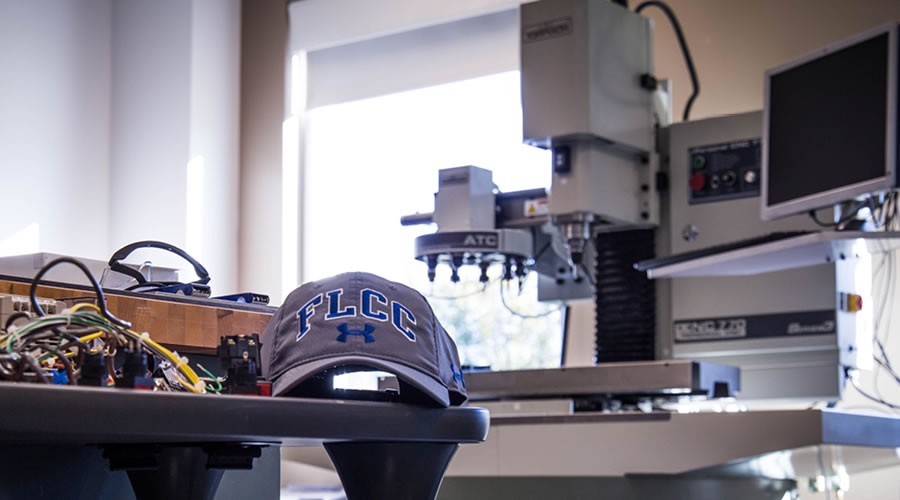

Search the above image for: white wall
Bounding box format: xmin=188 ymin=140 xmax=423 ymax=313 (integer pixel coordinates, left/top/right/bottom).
xmin=189 ymin=0 xmax=242 ymax=294
xmin=109 ymin=0 xmax=241 ymax=294
xmin=109 ymin=0 xmax=191 ymax=259
xmin=0 ymin=0 xmax=242 ymax=294
xmin=0 ymin=0 xmax=112 ymax=260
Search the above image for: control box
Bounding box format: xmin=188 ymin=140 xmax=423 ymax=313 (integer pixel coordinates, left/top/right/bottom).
xmin=659 ymin=111 xmax=860 ymax=402
xmin=688 ymin=138 xmax=761 ymax=204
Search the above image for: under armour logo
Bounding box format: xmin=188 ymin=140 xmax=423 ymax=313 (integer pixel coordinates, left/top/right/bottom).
xmin=336 ymin=323 xmax=376 ymax=343
xmin=451 ymin=364 xmax=466 ymax=388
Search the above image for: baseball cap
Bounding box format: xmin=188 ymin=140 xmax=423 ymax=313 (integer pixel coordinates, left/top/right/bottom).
xmin=261 ymin=272 xmax=467 ymax=407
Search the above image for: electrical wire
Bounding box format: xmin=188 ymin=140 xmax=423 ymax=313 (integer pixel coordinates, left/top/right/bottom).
xmin=29 ymin=257 xmax=131 ymax=328
xmin=635 ymin=1 xmax=699 ymax=121
xmin=848 ymin=369 xmax=900 ymax=410
xmin=2 ymin=302 xmax=204 ymax=392
xmin=4 ymin=311 xmax=31 ymax=331
xmin=807 ymin=199 xmax=869 ymax=229
xmin=69 ymin=303 xmax=203 ymax=392
xmin=498 ymin=280 xmax=561 ymax=319
xmin=426 ymin=282 xmax=491 ymax=300
xmin=124 ymin=281 xmax=180 ymax=292
xmin=197 ymin=363 xmax=223 ymax=393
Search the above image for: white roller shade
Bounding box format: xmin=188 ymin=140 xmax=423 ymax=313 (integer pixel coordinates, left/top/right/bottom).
xmin=288 ymin=0 xmax=524 ymax=52
xmin=291 ymin=8 xmax=520 ymax=109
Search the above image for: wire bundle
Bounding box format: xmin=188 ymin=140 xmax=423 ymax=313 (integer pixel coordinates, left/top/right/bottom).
xmin=841 ymin=197 xmax=900 ymax=410
xmin=0 ymin=303 xmax=206 ymax=392
xmin=0 ymin=257 xmax=215 ymax=393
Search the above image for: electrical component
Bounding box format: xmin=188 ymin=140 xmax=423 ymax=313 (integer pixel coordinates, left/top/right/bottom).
xmin=115 ymin=345 xmax=154 ymax=390
xmin=80 ymin=353 xmax=108 ymax=387
xmin=840 ymin=292 xmax=864 ymax=313
xmin=0 ymin=257 xmax=212 ymax=393
xmin=0 ymin=294 xmax=66 ymax=330
xmin=217 ymin=334 xmax=268 ymax=395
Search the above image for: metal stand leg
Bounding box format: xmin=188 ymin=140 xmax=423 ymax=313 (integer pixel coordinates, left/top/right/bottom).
xmin=103 ymin=444 xmax=262 ymax=500
xmin=325 ymin=442 xmax=459 ymax=500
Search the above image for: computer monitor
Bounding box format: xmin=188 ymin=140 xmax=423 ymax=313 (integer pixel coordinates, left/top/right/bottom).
xmin=761 ymin=23 xmax=898 ymax=220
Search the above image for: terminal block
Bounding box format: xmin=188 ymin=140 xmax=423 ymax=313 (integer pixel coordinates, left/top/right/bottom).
xmin=217 ymin=334 xmax=268 ymax=395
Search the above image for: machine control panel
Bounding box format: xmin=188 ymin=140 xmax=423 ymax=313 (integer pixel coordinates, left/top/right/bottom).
xmin=688 ymin=138 xmax=761 ymax=204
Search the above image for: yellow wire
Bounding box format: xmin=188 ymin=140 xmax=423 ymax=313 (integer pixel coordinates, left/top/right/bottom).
xmin=71 ymin=303 xmax=103 ymax=314
xmin=69 ymin=302 xmax=203 ymax=391
xmin=79 ymin=332 xmax=104 ymax=343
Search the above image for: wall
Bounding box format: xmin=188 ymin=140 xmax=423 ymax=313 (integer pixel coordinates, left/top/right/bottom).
xmin=110 ymin=0 xmax=241 ymax=294
xmin=238 ymin=0 xmax=289 ymax=302
xmin=0 ymin=0 xmax=242 ymax=294
xmin=109 ymin=0 xmax=191 ymax=261
xmin=189 ymin=0 xmax=242 ymax=295
xmin=644 ymin=0 xmax=900 ymax=123
xmin=0 ymin=0 xmax=112 ymax=260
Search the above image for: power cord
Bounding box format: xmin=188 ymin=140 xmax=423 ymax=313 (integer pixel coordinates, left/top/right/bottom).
xmin=499 ymin=279 xmax=561 ymax=319
xmin=635 ymin=1 xmax=699 ymax=121
xmin=29 ymin=257 xmax=131 ymax=328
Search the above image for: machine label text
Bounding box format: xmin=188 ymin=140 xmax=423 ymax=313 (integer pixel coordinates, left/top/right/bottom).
xmin=674 ymin=310 xmax=836 ymax=343
xmin=523 ymin=17 xmax=573 ymax=44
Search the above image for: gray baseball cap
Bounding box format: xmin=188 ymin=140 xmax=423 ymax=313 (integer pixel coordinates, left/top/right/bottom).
xmin=261 ymin=272 xmax=467 ymax=407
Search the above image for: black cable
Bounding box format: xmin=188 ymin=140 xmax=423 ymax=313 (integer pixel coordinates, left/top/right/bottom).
xmin=29 ymin=257 xmax=131 ymax=328
xmin=848 ymin=371 xmax=900 ymax=410
xmin=125 ymin=281 xmax=180 ymax=292
xmin=21 ymin=354 xmax=48 ymax=383
xmin=4 ymin=311 xmax=31 ymax=331
xmin=807 ymin=201 xmax=866 ymax=229
xmin=635 ymin=1 xmax=699 ymax=121
xmin=427 ymin=282 xmax=490 ymax=300
xmin=560 ymin=304 xmax=570 ymax=367
xmin=0 ymin=354 xmax=25 ymax=380
xmin=499 ymin=282 xmax=561 ymax=319
xmin=0 ymin=356 xmax=18 ymax=378
xmin=16 ymin=329 xmax=86 ymax=352
xmin=533 ymin=241 xmax=552 ymax=262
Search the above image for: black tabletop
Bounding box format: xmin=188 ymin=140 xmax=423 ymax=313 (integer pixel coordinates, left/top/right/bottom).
xmin=0 ymin=384 xmax=489 ymax=447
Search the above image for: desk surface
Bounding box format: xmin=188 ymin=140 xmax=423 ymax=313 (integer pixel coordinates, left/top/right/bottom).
xmin=449 ymin=408 xmax=900 ymax=477
xmin=0 ymin=384 xmax=489 ymax=447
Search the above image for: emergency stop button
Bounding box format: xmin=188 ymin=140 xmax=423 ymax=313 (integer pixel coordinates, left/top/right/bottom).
xmin=689 ymin=173 xmax=706 ymax=191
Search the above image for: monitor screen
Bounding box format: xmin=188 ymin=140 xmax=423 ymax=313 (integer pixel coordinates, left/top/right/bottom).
xmin=762 ymin=26 xmax=897 ymax=220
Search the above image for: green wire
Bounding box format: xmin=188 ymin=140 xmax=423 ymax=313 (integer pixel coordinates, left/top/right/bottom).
xmin=37 ymin=334 xmax=65 ymax=362
xmin=196 ymin=363 xmax=223 ymax=392
xmin=7 ymin=313 xmax=112 ymax=354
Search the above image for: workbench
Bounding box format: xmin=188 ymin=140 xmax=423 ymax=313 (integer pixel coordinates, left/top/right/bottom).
xmin=0 ymin=384 xmax=489 ymax=500
xmin=441 ymin=407 xmax=900 ymax=499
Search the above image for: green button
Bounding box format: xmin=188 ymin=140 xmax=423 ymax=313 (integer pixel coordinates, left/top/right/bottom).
xmin=692 ymin=155 xmax=706 ymax=169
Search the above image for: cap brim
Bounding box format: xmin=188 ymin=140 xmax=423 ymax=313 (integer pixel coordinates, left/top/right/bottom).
xmin=272 ymin=355 xmax=451 ymax=407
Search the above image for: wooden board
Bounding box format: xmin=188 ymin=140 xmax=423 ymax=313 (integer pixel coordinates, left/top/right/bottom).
xmin=0 ymin=279 xmax=274 ymax=354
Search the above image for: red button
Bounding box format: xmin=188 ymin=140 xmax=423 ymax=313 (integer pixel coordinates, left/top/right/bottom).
xmin=690 ymin=173 xmax=706 ymax=191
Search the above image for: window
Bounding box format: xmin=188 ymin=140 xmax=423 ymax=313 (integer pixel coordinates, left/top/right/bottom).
xmin=303 ymin=71 xmax=562 ymax=370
